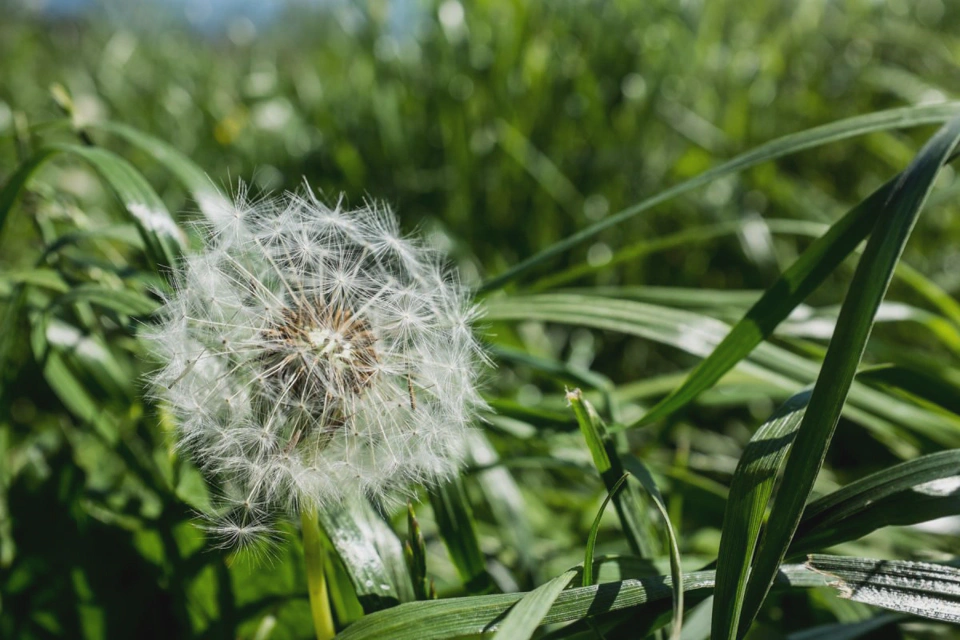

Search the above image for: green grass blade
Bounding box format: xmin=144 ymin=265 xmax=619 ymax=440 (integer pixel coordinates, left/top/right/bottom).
xmin=336 ymin=558 xmax=948 ymax=640
xmin=92 ymin=121 xmax=232 ymax=220
xmin=583 ymin=472 xmax=630 ymax=588
xmin=315 ymin=499 xmax=415 ymax=613
xmin=49 ymin=144 xmax=185 ymax=267
xmin=491 ymin=570 xmax=577 ymax=640
xmin=53 ymin=284 xmax=159 ymax=317
xmin=710 ymin=390 xmax=810 ymax=640
xmin=621 ymin=456 xmax=685 ymax=640
xmin=805 ymin=555 xmax=960 ymax=622
xmin=0 ymin=148 xmax=58 ymax=240
xmin=737 ymin=116 xmax=960 ymax=635
xmin=485 ymin=295 xmax=960 ymax=450
xmin=479 ymin=102 xmax=960 ymax=293
xmin=633 ymin=154 xmax=955 ymax=429
xmin=568 ymin=389 xmax=658 ymax=558
xmin=428 ymin=476 xmax=496 ymax=594
xmin=0 ymin=145 xmax=184 ymax=267
xmin=791 ymin=450 xmax=960 ymax=554
xmin=0 ymin=269 xmax=69 ymax=294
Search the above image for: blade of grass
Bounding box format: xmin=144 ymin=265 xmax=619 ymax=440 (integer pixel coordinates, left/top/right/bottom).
xmin=428 ymin=476 xmax=496 ymax=594
xmin=92 ymin=121 xmax=232 ymax=221
xmin=335 ymin=557 xmax=958 ymax=640
xmin=479 ymin=102 xmax=960 ymax=292
xmin=315 ymin=499 xmax=415 ymax=613
xmin=583 ymin=473 xmax=630 ymax=588
xmin=635 ymin=146 xmax=959 ymax=429
xmin=567 ymin=389 xmax=658 ymax=558
xmin=621 ymin=455 xmax=685 ymax=640
xmin=491 ymin=570 xmax=577 ymax=640
xmin=486 ymin=295 xmax=960 ymax=451
xmin=805 ymin=555 xmax=960 ymax=622
xmin=737 ymin=116 xmax=960 ymax=635
xmin=710 ymin=389 xmax=810 ymax=640
xmin=0 ymin=145 xmax=184 ymax=267
xmin=791 ymin=449 xmax=960 ymax=554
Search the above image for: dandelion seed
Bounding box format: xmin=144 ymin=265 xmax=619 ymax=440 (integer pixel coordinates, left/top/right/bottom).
xmin=143 ymin=184 xmax=487 ymax=549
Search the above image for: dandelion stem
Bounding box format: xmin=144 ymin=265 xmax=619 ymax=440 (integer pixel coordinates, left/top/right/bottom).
xmin=301 ymin=507 xmax=336 ymax=640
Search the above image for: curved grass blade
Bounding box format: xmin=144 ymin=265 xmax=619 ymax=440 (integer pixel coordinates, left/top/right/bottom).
xmin=485 ymin=295 xmax=960 ymax=450
xmin=0 ymin=145 xmax=184 ymax=267
xmin=0 ymin=149 xmax=59 ymax=239
xmin=479 ymin=102 xmax=960 ymax=293
xmin=315 ymin=499 xmax=415 ymax=613
xmin=50 ymin=144 xmax=185 ymax=267
xmin=583 ymin=473 xmax=630 ymax=588
xmin=621 ymin=456 xmax=685 ymax=640
xmin=791 ymin=450 xmax=960 ymax=554
xmin=856 ymin=363 xmax=960 ymax=415
xmin=92 ymin=121 xmax=232 ymax=220
xmin=635 ymin=147 xmax=959 ymax=429
xmin=568 ymin=389 xmax=657 ymax=558
xmin=737 ymin=116 xmax=960 ymax=635
xmin=491 ymin=570 xmax=577 ymax=640
xmin=710 ymin=390 xmax=810 ymax=640
xmin=53 ymin=284 xmax=159 ymax=317
xmin=805 ymin=555 xmax=960 ymax=623
xmin=336 ymin=557 xmax=958 ymax=640
xmin=428 ymin=476 xmax=496 ymax=594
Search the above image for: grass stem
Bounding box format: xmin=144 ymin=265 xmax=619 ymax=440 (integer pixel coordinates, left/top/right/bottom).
xmin=301 ymin=507 xmax=336 ymax=640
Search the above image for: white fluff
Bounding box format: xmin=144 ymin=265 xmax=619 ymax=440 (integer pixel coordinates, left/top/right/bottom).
xmin=142 ymin=185 xmax=487 ymax=549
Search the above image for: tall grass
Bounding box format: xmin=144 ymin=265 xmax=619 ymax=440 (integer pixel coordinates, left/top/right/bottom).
xmin=2 ymin=1 xmax=960 ymax=639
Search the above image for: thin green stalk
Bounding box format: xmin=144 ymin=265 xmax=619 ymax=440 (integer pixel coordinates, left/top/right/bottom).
xmin=302 ymin=507 xmax=336 ymax=640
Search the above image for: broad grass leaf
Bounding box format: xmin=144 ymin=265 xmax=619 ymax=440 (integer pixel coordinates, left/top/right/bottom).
xmin=791 ymin=450 xmax=960 ymax=554
xmin=491 ymin=570 xmax=576 ymax=640
xmin=315 ymin=499 xmax=415 ymax=613
xmin=738 ymin=116 xmax=960 ymax=635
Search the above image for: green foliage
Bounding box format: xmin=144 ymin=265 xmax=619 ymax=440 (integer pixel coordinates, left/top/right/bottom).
xmin=3 ymin=1 xmax=960 ymax=639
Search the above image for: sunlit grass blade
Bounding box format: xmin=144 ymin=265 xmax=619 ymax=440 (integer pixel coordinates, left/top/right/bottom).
xmin=479 ymin=102 xmax=960 ymax=293
xmin=805 ymin=555 xmax=960 ymax=622
xmin=583 ymin=472 xmax=629 ymax=588
xmin=568 ymin=389 xmax=658 ymax=558
xmin=428 ymin=476 xmax=496 ymax=594
xmin=485 ymin=295 xmax=960 ymax=450
xmin=621 ymin=456 xmax=685 ymax=640
xmin=738 ymin=116 xmax=960 ymax=635
xmin=491 ymin=570 xmax=577 ymax=640
xmin=92 ymin=121 xmax=232 ymax=220
xmin=335 ymin=557 xmax=957 ymax=640
xmin=0 ymin=145 xmax=185 ymax=267
xmin=52 ymin=284 xmax=159 ymax=317
xmin=856 ymin=363 xmax=960 ymax=415
xmin=791 ymin=450 xmax=960 ymax=554
xmin=710 ymin=390 xmax=810 ymax=640
xmin=315 ymin=499 xmax=415 ymax=613
xmin=635 ymin=148 xmax=959 ymax=429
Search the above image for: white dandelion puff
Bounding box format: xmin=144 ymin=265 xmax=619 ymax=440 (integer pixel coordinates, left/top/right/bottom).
xmin=143 ymin=184 xmax=487 ymax=549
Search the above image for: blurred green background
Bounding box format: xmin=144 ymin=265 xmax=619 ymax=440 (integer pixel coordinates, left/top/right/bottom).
xmin=2 ymin=0 xmax=960 ymax=638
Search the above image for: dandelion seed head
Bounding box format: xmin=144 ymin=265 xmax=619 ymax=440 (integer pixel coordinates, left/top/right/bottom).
xmin=145 ymin=185 xmax=487 ymax=549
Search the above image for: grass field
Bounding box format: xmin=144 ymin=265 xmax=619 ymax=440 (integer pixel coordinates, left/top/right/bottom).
xmin=2 ymin=1 xmax=960 ymax=638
